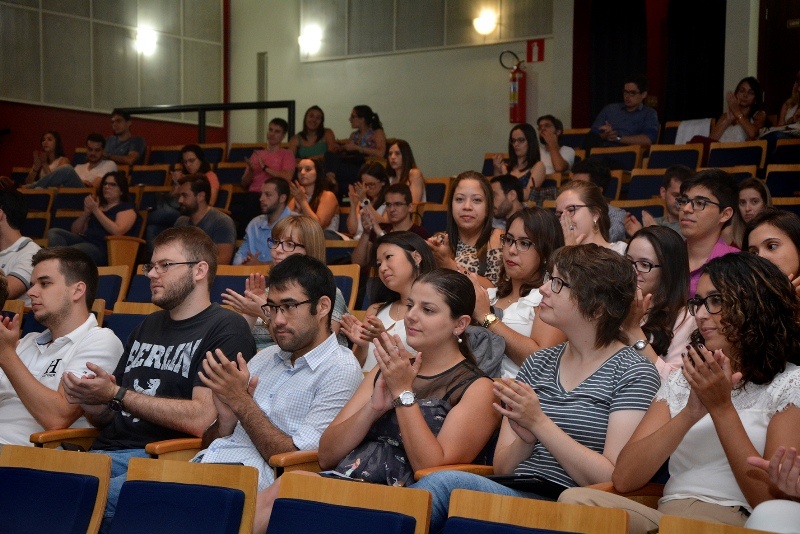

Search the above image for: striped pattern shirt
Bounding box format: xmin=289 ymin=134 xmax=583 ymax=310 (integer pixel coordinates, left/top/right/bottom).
xmin=194 ymin=334 xmax=362 ymax=490
xmin=514 ymin=343 xmax=660 ymax=488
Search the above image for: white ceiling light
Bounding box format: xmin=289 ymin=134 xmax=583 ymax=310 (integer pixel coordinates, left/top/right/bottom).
xmin=298 ymin=24 xmax=323 ymax=56
xmin=135 ymin=26 xmax=158 ymax=56
xmin=473 ymin=9 xmax=498 ymax=36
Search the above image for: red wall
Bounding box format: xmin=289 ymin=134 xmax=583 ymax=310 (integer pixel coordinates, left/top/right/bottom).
xmin=0 ymin=101 xmax=228 ymax=177
xmin=0 ymin=1 xmax=231 ymax=178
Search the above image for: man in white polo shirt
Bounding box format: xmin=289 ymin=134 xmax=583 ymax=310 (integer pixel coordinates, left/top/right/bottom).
xmin=0 ymin=247 xmax=122 ymax=445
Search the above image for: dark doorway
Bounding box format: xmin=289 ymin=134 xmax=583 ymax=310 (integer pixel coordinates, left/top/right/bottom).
xmin=758 ymin=0 xmax=800 ymax=121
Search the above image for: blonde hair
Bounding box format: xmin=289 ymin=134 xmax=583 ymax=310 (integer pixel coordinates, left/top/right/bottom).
xmin=271 ymin=215 xmax=326 ymax=263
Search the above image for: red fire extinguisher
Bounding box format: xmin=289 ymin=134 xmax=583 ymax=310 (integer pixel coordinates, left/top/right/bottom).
xmin=502 ymin=51 xmax=526 ymax=124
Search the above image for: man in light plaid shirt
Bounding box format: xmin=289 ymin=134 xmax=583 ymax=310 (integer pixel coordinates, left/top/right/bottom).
xmin=192 ymin=254 xmax=362 ymax=489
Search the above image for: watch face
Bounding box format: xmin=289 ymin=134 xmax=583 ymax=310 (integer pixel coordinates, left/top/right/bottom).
xmin=399 ymin=391 xmax=415 ymax=405
xmin=634 ymin=340 xmax=647 ymax=350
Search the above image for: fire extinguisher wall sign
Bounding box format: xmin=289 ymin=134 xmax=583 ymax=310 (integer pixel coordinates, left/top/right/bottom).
xmin=501 ymin=50 xmax=526 ymax=124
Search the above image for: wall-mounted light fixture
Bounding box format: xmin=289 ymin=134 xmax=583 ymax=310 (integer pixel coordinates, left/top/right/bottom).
xmin=473 ymin=9 xmax=498 ymax=36
xmin=298 ymin=24 xmax=323 ymax=56
xmin=135 ymin=26 xmax=158 ymax=56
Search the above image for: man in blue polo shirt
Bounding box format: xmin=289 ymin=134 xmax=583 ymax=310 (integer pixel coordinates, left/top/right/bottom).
xmin=587 ymin=75 xmax=659 ymax=149
xmin=233 ymin=178 xmax=297 ymax=265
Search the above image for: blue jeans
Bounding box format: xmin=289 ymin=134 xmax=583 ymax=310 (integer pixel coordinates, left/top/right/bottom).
xmin=411 ymin=471 xmax=553 ymax=534
xmin=90 ymin=448 xmax=149 ymax=533
xmin=30 ymin=166 xmax=84 ymax=188
xmin=46 ymin=228 xmax=107 ymax=266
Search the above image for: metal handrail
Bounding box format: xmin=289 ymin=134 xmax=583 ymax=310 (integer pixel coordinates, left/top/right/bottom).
xmin=117 ymin=100 xmax=296 ymax=143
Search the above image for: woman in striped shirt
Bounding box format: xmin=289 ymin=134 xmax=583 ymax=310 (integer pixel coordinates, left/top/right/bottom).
xmin=415 ymin=244 xmax=661 ymax=533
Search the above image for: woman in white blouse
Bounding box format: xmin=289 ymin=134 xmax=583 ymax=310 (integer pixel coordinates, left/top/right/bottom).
xmin=470 ymin=207 xmax=566 ymax=378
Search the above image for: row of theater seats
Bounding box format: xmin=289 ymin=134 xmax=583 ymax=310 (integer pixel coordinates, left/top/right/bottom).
xmin=0 ymin=443 xmax=763 ymax=533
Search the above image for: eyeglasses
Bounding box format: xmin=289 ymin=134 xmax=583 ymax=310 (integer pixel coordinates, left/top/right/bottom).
xmin=261 ymin=299 xmax=315 ymax=318
xmin=687 ymin=294 xmax=724 ymax=316
xmin=554 ymin=204 xmax=588 ymax=218
xmin=142 ymin=260 xmax=199 ymax=274
xmin=384 ymin=202 xmax=409 ymax=209
xmin=362 ymin=181 xmax=382 ymax=189
xmin=675 ymin=197 xmax=722 ymax=212
xmin=510 ymin=137 xmax=527 ymax=145
xmin=103 ymin=182 xmax=119 ymax=188
xmin=500 ymin=234 xmax=534 ymax=252
xmin=543 ymin=271 xmax=571 ymax=294
xmin=267 ymin=238 xmax=305 ymax=252
xmin=629 ymin=259 xmax=661 ymax=273
xmin=623 ymin=90 xmax=641 ymax=96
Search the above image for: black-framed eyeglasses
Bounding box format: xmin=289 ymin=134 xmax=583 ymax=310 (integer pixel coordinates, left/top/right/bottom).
xmin=362 ymin=181 xmax=382 ymax=189
xmin=267 ymin=238 xmax=305 ymax=252
xmin=261 ymin=299 xmax=315 ymax=318
xmin=629 ymin=259 xmax=661 ymax=273
xmin=554 ymin=204 xmax=588 ymax=218
xmin=510 ymin=137 xmax=527 ymax=145
xmin=675 ymin=197 xmax=722 ymax=212
xmin=500 ymin=234 xmax=534 ymax=252
xmin=384 ymin=202 xmax=409 ymax=209
xmin=142 ymin=261 xmax=199 ymax=275
xmin=543 ymin=271 xmax=571 ymax=294
xmin=687 ymin=294 xmax=724 ymax=316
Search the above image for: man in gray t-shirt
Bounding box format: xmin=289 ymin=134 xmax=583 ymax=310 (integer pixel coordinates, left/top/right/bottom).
xmin=174 ymin=174 xmax=236 ymax=264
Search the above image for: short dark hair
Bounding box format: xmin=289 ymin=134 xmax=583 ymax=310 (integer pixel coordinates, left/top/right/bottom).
xmin=0 ymin=189 xmax=28 ymax=230
xmin=178 ymin=173 xmax=212 ymax=204
xmin=385 ymin=184 xmax=412 ymax=205
xmin=32 ymin=247 xmax=98 ymax=308
xmin=624 ymin=74 xmax=649 ymax=93
xmin=111 ymin=109 xmax=131 ymax=121
xmin=571 ymin=158 xmax=612 ymax=191
xmin=265 ymin=177 xmax=290 ymax=201
xmin=86 ymin=133 xmax=106 ymax=148
xmin=537 ymin=114 xmax=564 ymax=134
xmin=550 ymin=244 xmax=636 ymax=348
xmin=663 ymin=164 xmax=693 ymax=189
xmin=269 ymin=118 xmax=289 ymax=134
xmin=680 ymin=169 xmax=738 ymax=213
xmin=152 ymin=226 xmax=218 ymax=290
xmin=268 ymin=254 xmax=336 ymax=330
xmin=491 ymin=174 xmax=524 ymax=204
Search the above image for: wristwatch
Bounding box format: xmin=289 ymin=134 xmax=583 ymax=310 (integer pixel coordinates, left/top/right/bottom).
xmin=482 ymin=312 xmax=500 ymax=329
xmin=108 ymin=386 xmax=127 ymax=412
xmin=392 ymin=390 xmax=416 ymax=408
xmin=633 ymin=339 xmax=649 ymax=351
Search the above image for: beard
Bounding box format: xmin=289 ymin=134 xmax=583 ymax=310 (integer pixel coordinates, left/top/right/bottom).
xmin=152 ymin=271 xmax=195 ymax=310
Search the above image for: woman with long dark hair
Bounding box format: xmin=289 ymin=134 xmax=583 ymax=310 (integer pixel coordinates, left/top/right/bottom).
xmin=346 ymin=162 xmax=390 ymax=239
xmin=25 ymin=130 xmax=73 ymax=186
xmin=287 ymin=105 xmax=339 ymax=159
xmin=427 ymin=171 xmax=502 ymax=285
xmin=743 ymin=208 xmax=800 ymax=294
xmin=288 ymin=158 xmax=340 ymax=234
xmin=561 ymin=253 xmax=800 ymax=533
xmin=623 ymin=226 xmax=692 ymax=380
xmin=493 ymin=123 xmax=546 ymax=202
xmin=469 ymin=207 xmax=565 ymax=378
xmin=341 ymin=231 xmax=435 ymax=371
xmin=46 ymin=171 xmax=137 ymax=266
xmin=387 ymin=140 xmax=426 ymax=205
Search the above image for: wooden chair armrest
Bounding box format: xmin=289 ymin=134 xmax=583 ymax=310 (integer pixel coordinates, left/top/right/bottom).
xmin=414 ymin=464 xmax=494 ymax=481
xmin=268 ymin=450 xmax=320 ymax=477
xmin=145 ymin=438 xmax=203 ymax=461
xmin=105 ymin=235 xmax=146 ymax=244
xmin=30 ymin=428 xmax=100 ymax=449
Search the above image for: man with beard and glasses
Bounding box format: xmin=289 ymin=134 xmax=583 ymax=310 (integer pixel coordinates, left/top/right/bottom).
xmin=175 ymin=174 xmax=237 ymax=265
xmin=190 ymin=254 xmax=362 ymax=491
xmin=232 ymin=178 xmax=297 ymax=265
xmin=61 ymin=226 xmax=255 ymax=531
xmin=0 ymin=247 xmax=122 ymax=446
